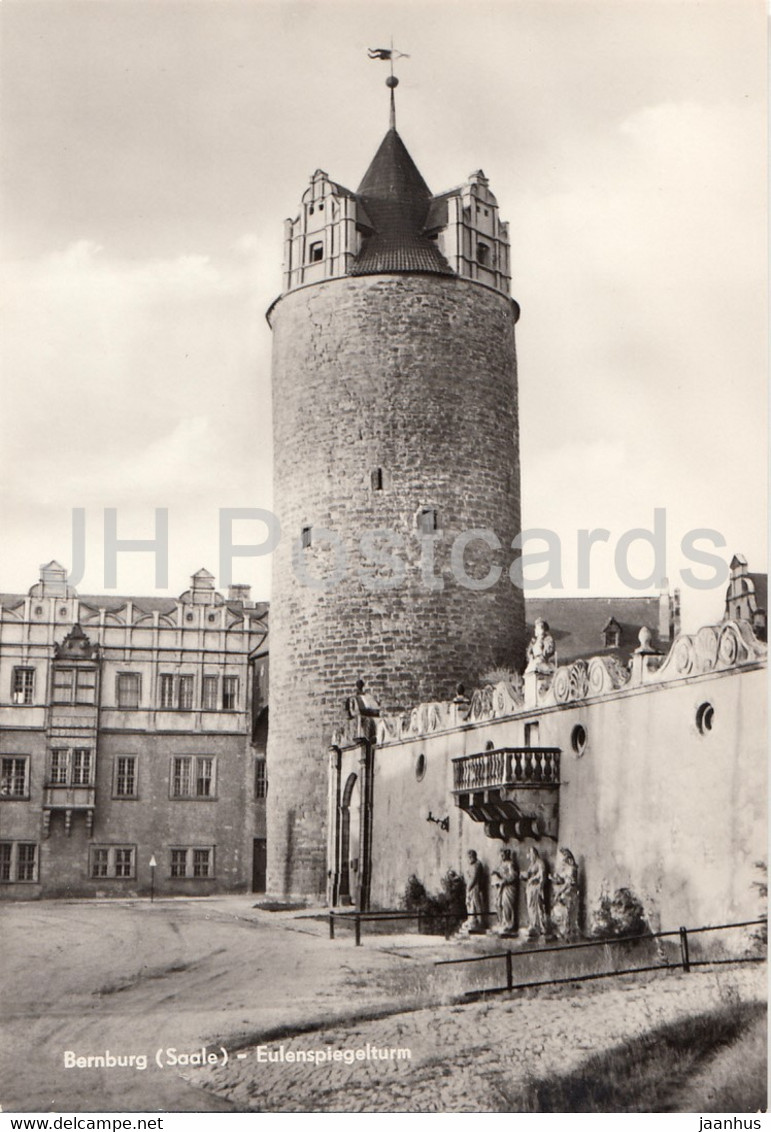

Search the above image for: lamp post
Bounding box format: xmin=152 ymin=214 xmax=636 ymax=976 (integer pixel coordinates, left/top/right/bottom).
xmin=149 ymin=855 xmax=157 ymax=903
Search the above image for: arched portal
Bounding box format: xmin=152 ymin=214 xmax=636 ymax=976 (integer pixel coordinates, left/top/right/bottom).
xmin=338 ymin=772 xmax=360 ymax=905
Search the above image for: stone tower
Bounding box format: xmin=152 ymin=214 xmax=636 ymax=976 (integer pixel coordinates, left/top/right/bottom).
xmin=266 ymin=98 xmax=526 ymax=899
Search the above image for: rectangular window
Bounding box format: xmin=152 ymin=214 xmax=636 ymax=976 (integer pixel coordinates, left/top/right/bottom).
xmin=50 ymin=749 xmax=69 ymax=785
xmin=72 ymin=749 xmax=92 ymax=786
xmin=170 ymin=847 xmax=214 ymax=879
xmin=92 ymin=848 xmax=110 ymax=878
xmin=1 ymin=757 xmax=29 ymax=798
xmin=75 ymin=669 xmax=96 ymax=704
xmin=52 ymin=668 xmax=75 ymax=703
xmin=159 ymin=674 xmax=175 ymax=709
xmin=301 ymin=526 xmax=312 ymax=549
xmin=222 ymin=676 xmax=239 ymax=710
xmin=0 ymin=842 xmax=38 ymax=883
xmin=201 ymin=676 xmax=218 ymax=711
xmin=89 ymin=846 xmax=135 ymax=880
xmin=116 ymin=673 xmax=141 ymax=709
xmin=0 ymin=843 xmax=11 ymax=881
xmin=196 ymin=757 xmax=213 ymax=797
xmin=309 ymin=241 xmax=323 ymax=263
xmin=171 ymin=756 xmax=216 ymax=799
xmin=177 ymin=675 xmax=194 ymax=711
xmin=115 ymin=756 xmax=137 ymax=798
xmin=255 ymin=760 xmax=267 ymax=799
xmin=12 ymin=668 xmax=34 ymax=705
xmin=17 ymin=844 xmax=36 ymax=881
xmin=48 ymin=749 xmax=93 ymax=787
xmin=52 ymin=667 xmax=96 ymax=705
xmin=524 ymin=721 xmax=540 ymax=747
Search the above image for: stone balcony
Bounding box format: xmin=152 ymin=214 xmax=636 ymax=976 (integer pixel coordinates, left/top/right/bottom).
xmin=451 ymin=747 xmax=560 ymax=841
xmin=43 ymin=784 xmax=95 ymax=837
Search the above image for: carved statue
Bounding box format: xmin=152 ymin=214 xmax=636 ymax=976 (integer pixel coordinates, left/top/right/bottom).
xmin=522 ymin=846 xmax=548 ymax=938
xmin=491 ymin=848 xmax=518 ymax=936
xmin=465 ymin=850 xmax=486 ymax=934
xmin=525 ymin=618 xmax=556 ymax=674
xmin=551 ymin=847 xmax=580 ymax=941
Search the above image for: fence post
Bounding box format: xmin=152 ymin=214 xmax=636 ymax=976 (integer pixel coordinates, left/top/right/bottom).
xmin=679 ymin=926 xmax=690 ymax=973
xmin=329 ymin=911 xmax=335 ymax=940
xmin=355 ymin=914 xmax=361 ymax=947
xmin=505 ymin=950 xmax=513 ymax=991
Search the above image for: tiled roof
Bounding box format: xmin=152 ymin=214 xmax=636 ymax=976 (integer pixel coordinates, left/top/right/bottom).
xmin=351 ymin=128 xmax=453 ymax=277
xmin=525 ymin=595 xmax=665 ymax=664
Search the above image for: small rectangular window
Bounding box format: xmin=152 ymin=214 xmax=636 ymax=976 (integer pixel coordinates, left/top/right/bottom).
xmin=417 ymin=507 xmax=438 ymax=534
xmin=524 ymin=722 xmax=540 ymax=747
xmin=309 ymin=241 xmax=323 ymax=263
xmin=170 ymin=848 xmax=188 ymax=878
xmin=169 ymin=847 xmax=214 ymax=879
xmin=1 ymin=757 xmax=29 ymax=798
xmin=0 ymin=842 xmax=38 ymax=883
xmin=50 ymin=749 xmax=69 ymax=785
xmin=90 ymin=846 xmax=135 ymax=880
xmin=371 ymin=468 xmax=384 ymax=491
xmin=159 ymin=674 xmax=175 ymax=710
xmin=171 ymin=757 xmax=216 ymax=799
xmin=222 ymin=676 xmax=239 ymax=710
xmin=115 ymin=756 xmax=137 ymax=798
xmin=116 ymin=673 xmax=141 ymax=709
xmin=201 ymin=675 xmax=218 ymax=711
xmin=255 ymin=760 xmax=268 ymax=799
xmin=72 ymin=749 xmax=92 ymax=786
xmin=16 ymin=843 xmax=36 ymax=882
xmin=196 ymin=757 xmax=214 ymax=797
xmin=301 ymin=526 xmax=312 ymax=549
xmin=52 ymin=668 xmax=75 ymax=703
xmin=177 ymin=675 xmax=194 ymax=711
xmin=12 ymin=668 xmax=34 ymax=705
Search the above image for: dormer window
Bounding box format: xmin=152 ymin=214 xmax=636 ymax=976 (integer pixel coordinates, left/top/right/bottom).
xmin=602 ymin=618 xmax=622 ymax=649
xmin=309 ymin=241 xmax=323 ymax=263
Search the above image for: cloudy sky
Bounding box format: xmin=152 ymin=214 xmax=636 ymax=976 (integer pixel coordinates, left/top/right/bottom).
xmin=2 ymin=0 xmax=766 ymax=629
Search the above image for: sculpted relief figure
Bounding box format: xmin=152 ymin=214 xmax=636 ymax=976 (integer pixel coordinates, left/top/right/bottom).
xmin=465 ymin=850 xmax=486 ymax=934
xmin=491 ymin=848 xmax=518 ymax=936
xmin=525 ymin=618 xmax=556 ymax=675
xmin=522 ymin=846 xmax=548 ymax=938
xmin=551 ymin=848 xmax=580 ymax=941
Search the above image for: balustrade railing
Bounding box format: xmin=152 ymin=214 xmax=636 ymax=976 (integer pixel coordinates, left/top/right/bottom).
xmin=452 ymin=747 xmax=560 ymax=792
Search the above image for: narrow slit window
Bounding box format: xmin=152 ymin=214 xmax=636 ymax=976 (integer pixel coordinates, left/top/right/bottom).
xmin=301 ymin=526 xmax=312 ymax=549
xmin=371 ymin=468 xmax=384 ymax=491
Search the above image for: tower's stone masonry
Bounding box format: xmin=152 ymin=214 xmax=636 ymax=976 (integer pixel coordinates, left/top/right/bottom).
xmin=267 ymin=272 xmax=525 ymax=898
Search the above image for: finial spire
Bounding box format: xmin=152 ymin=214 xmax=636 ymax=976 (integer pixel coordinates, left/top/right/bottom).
xmin=367 ymin=41 xmax=409 ymax=130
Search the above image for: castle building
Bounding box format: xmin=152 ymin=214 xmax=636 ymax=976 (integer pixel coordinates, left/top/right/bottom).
xmin=0 ymin=562 xmax=268 ymax=898
xmin=267 ymin=99 xmax=526 ymax=899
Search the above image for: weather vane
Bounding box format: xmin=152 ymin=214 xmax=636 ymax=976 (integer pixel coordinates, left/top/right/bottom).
xmin=368 ymin=40 xmax=410 ymax=128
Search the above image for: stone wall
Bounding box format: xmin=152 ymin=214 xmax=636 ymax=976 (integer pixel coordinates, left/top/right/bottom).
xmin=343 ymin=659 xmax=766 ymax=935
xmin=267 ymin=272 xmax=526 ymax=898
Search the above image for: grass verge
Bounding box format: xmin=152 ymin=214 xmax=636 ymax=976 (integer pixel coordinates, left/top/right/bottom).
xmin=515 ymin=999 xmax=767 ymax=1113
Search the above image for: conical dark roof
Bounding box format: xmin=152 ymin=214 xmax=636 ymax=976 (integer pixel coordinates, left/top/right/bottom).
xmin=352 ymin=128 xmax=453 ymax=276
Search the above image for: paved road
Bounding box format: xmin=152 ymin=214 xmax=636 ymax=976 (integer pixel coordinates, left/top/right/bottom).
xmin=0 ymin=897 xmax=413 ymax=1113
xmin=1 ymin=898 xmax=764 ymax=1113
xmin=200 ymin=965 xmax=767 ymax=1112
